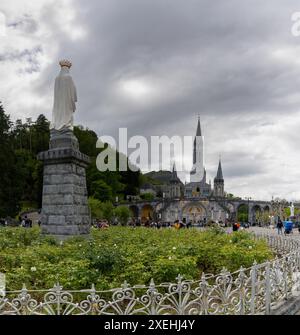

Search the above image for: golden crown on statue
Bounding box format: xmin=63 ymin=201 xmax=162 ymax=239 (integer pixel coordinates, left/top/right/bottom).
xmin=59 ymin=59 xmax=72 ymax=68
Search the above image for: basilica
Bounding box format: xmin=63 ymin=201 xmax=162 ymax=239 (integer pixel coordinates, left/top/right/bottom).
xmin=141 ymin=118 xmax=225 ymax=201
xmin=126 ymin=119 xmax=272 ymax=225
xmin=135 ymin=118 xmax=231 ymax=224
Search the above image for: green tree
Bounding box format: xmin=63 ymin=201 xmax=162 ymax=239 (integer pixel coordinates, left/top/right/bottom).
xmin=0 ymin=104 xmax=22 ymax=217
xmin=227 ymin=193 xmax=235 ymax=199
xmin=32 ymin=114 xmax=50 ymax=154
xmin=237 ymin=204 xmax=248 ymax=222
xmin=101 ymin=202 xmax=115 ymax=223
xmin=0 ymin=108 xmax=144 ymax=215
xmin=91 ymin=180 xmax=113 ymax=202
xmin=140 ymin=193 xmax=155 ymax=201
xmin=88 ymin=197 xmax=103 ymax=219
xmin=74 ymin=126 xmax=99 ymax=157
xmin=114 ymin=206 xmax=131 ymax=226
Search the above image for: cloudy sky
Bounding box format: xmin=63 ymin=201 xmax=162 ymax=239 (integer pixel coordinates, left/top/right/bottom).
xmin=1 ymin=0 xmax=300 ymax=201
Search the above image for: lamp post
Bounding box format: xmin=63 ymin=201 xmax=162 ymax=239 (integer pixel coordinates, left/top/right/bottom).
xmin=271 ymin=199 xmax=279 ymax=223
xmin=245 ymin=197 xmax=252 ymax=225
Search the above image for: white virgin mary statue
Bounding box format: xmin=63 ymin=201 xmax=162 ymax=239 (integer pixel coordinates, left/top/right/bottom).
xmin=51 ymin=60 xmax=77 ymax=131
xmin=289 ymin=202 xmax=295 ymax=217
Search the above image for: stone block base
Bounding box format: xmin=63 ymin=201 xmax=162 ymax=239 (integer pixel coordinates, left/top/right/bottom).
xmin=38 ymin=131 xmax=91 ymax=239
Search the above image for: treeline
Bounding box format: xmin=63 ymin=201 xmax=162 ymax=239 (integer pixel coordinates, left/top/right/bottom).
xmin=0 ymin=103 xmax=141 ymax=218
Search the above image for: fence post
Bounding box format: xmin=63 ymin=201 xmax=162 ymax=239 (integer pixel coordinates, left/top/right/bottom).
xmin=250 ymin=261 xmax=257 ymax=314
xmin=265 ymin=262 xmax=271 ymax=315
xmin=297 ymin=251 xmax=300 ymax=294
xmin=284 ymin=257 xmax=289 ymax=300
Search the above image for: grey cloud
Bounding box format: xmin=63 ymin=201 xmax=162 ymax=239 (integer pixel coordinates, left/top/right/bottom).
xmin=3 ymin=0 xmax=300 ymax=199
xmin=8 ymin=15 xmax=38 ymax=34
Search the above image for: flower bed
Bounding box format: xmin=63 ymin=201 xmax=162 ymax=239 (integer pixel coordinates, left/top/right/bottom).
xmin=0 ymin=226 xmax=273 ymax=291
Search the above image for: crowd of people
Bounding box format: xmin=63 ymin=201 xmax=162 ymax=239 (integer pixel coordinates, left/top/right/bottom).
xmin=9 ymin=214 xmax=300 ymax=235
xmin=276 ymin=219 xmax=300 ymax=235
xmin=93 ymin=220 xmax=110 ymax=229
xmin=19 ymin=216 xmax=34 ymax=228
xmin=131 ymin=219 xmax=195 ymax=229
xmin=0 ymin=215 xmax=36 ymax=228
xmin=0 ymin=219 xmax=8 ymax=227
xmin=92 ymin=218 xmax=199 ymax=230
xmin=232 ymin=221 xmax=251 ymax=232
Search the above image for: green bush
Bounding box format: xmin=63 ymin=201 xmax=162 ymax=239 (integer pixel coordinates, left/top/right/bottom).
xmin=0 ymin=227 xmax=274 ymax=290
xmin=140 ymin=193 xmax=155 ymax=201
xmin=114 ymin=206 xmax=131 ymax=226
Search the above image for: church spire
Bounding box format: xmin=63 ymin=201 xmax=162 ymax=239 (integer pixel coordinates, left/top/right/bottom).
xmin=196 ymin=116 xmax=202 ymax=137
xmin=172 ymin=162 xmax=177 ymax=177
xmin=193 ymin=117 xmax=202 ymax=165
xmin=191 ymin=115 xmax=205 ymax=182
xmin=215 ymin=159 xmax=223 ymax=181
xmin=214 ymin=158 xmax=224 ymax=198
xmin=170 ymin=162 xmax=179 ymax=184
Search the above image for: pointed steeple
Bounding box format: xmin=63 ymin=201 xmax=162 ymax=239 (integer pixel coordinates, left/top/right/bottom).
xmin=215 ymin=159 xmax=223 ymax=181
xmin=196 ymin=116 xmax=202 ymax=137
xmin=214 ymin=158 xmax=224 ymax=197
xmin=172 ymin=162 xmax=177 ymax=177
xmin=193 ymin=117 xmax=202 ymax=164
xmin=190 ymin=115 xmax=205 ymax=183
xmin=201 ymin=168 xmax=207 ymax=184
xmin=170 ymin=162 xmax=178 ymax=183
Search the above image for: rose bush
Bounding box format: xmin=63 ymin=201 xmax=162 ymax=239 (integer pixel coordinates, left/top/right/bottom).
xmin=0 ymin=226 xmax=274 ymax=290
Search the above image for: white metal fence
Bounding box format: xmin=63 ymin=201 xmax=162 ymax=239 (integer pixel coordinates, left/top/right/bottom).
xmin=1 ymin=232 xmax=300 ymax=315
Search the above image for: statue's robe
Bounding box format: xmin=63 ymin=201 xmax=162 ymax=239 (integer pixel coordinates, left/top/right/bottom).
xmin=51 ymin=67 xmax=77 ymax=131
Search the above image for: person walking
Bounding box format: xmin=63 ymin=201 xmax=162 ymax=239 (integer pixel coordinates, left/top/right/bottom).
xmin=24 ymin=216 xmax=30 ymax=228
xmin=174 ymin=221 xmax=181 ymax=230
xmin=277 ymin=219 xmax=283 ymax=235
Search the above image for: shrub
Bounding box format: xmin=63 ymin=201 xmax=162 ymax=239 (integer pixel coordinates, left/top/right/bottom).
xmin=0 ymin=226 xmax=274 ymax=290
xmin=114 ymin=206 xmax=131 ymax=226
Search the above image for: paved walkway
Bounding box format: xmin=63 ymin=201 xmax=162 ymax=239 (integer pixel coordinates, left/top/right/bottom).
xmin=249 ymin=226 xmax=300 ymax=239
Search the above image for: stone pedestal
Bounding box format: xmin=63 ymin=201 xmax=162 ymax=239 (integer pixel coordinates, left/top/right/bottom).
xmin=38 ymin=129 xmax=91 ymax=239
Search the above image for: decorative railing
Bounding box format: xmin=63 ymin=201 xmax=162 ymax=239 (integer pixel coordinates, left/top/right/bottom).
xmin=1 ymin=232 xmax=300 ymax=315
xmin=252 ymin=232 xmax=300 ymax=254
